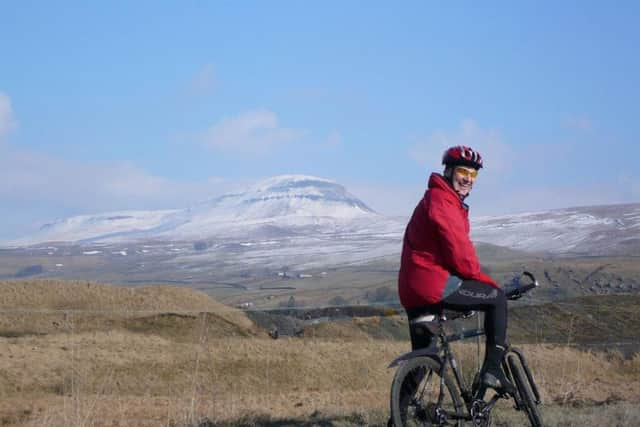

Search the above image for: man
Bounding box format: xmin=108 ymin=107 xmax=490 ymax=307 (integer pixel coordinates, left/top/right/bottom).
xmin=398 ymin=145 xmax=513 ymax=395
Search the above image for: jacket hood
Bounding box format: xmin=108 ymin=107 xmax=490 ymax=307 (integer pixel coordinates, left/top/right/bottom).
xmin=428 ymin=173 xmax=469 ymax=209
xmin=428 ymin=173 xmax=457 ymax=197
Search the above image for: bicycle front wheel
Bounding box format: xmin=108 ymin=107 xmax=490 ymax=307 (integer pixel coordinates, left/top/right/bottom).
xmin=507 ymin=354 xmax=543 ymax=427
xmin=390 ymin=356 xmax=465 ymax=427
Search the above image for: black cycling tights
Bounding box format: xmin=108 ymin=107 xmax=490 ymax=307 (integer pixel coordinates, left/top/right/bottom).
xmin=407 ymin=280 xmax=507 ymax=349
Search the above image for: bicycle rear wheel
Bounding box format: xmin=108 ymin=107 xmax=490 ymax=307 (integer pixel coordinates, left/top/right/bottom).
xmin=390 ymin=356 xmax=465 ymax=427
xmin=507 ymin=354 xmax=543 ymax=427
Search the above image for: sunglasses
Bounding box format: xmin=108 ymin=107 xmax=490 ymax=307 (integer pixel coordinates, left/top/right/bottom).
xmin=454 ymin=167 xmax=478 ymax=179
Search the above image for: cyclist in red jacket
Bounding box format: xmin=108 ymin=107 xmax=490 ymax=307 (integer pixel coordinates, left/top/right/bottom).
xmin=398 ymin=145 xmax=514 ymax=395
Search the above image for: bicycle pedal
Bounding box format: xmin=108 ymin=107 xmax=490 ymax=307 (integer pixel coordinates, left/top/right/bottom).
xmin=471 ymin=399 xmax=495 ymax=427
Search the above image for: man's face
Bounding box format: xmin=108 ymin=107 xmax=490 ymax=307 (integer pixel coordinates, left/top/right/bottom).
xmin=452 ymin=166 xmax=478 ymax=197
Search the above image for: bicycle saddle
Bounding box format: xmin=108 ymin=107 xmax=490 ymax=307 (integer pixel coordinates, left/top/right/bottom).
xmin=409 ymin=309 xmax=444 ymax=335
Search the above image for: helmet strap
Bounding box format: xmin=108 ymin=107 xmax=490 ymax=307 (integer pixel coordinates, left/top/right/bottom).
xmin=443 ymin=166 xmax=454 ymax=183
xmin=443 ymin=165 xmax=468 ymax=201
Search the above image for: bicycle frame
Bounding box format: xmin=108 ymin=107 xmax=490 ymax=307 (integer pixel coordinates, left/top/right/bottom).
xmin=389 ymin=272 xmax=543 ymax=426
xmin=438 ymin=322 xmax=499 ymax=422
xmin=389 ymin=316 xmax=540 ymax=423
xmin=386 ymin=315 xmax=487 ymax=422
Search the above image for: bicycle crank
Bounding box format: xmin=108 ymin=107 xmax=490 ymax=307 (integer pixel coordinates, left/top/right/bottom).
xmin=410 ymin=400 xmax=449 ymax=426
xmin=471 ymin=400 xmax=492 ymax=427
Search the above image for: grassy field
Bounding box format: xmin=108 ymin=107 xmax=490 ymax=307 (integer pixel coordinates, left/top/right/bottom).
xmin=3 ymin=241 xmax=640 ymax=311
xmin=1 ymin=279 xmax=639 ymax=426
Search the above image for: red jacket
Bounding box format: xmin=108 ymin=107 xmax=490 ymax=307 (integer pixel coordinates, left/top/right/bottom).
xmin=398 ymin=173 xmax=498 ymax=308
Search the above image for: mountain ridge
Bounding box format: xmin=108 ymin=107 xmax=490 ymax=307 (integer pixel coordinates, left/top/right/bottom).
xmin=6 ymin=175 xmax=640 ymax=259
xmin=11 ymin=175 xmax=379 ymax=245
xmin=471 ymin=202 xmax=640 ymax=256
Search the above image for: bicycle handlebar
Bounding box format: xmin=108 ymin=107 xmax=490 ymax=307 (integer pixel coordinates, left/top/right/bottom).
xmin=504 ymin=271 xmax=539 ymax=300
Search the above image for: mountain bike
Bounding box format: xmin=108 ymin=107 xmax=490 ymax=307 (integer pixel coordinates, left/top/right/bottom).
xmin=388 ymin=272 xmax=543 ymax=427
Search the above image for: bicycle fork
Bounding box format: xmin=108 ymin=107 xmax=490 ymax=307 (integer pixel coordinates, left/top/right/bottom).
xmin=503 ymin=347 xmax=542 ymax=408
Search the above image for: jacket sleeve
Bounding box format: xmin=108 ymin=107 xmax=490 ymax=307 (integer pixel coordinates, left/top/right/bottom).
xmin=428 ymin=193 xmax=499 ymax=287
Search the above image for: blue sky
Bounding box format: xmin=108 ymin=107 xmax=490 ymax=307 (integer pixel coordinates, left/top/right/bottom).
xmin=1 ymin=1 xmax=639 ymax=239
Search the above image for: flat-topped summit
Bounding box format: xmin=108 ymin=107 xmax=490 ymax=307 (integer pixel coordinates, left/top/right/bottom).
xmin=11 ymin=175 xmax=378 ymax=245
xmin=197 ymin=175 xmax=375 ymax=220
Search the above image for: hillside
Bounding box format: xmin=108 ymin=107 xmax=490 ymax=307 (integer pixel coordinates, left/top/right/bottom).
xmin=292 ymin=294 xmax=640 ymax=355
xmin=472 ymin=203 xmax=640 ymax=256
xmin=0 ymin=279 xmax=260 ymax=339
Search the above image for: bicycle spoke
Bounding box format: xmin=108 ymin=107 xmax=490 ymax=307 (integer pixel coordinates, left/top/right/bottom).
xmin=403 ymin=366 xmax=460 ymax=427
xmin=416 ymin=369 xmax=433 ymax=402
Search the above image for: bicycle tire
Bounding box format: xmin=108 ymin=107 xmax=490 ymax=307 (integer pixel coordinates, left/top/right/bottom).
xmin=508 ymin=355 xmax=543 ymax=427
xmin=390 ymin=356 xmax=465 ymax=427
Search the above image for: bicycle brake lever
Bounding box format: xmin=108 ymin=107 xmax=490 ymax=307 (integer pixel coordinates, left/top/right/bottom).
xmin=508 ymin=292 xmax=523 ymax=301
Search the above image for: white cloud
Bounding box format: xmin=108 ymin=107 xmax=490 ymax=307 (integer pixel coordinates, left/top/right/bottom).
xmin=471 ymin=179 xmax=640 ymax=218
xmin=0 ymin=92 xmax=17 ymax=141
xmin=467 ymin=139 xmax=640 ymax=216
xmin=202 ymin=110 xmax=305 ymax=154
xmin=0 ymin=146 xmax=238 ymax=238
xmin=353 ymin=120 xmax=516 ymax=218
xmin=346 ymin=180 xmax=424 ymax=218
xmin=408 ymin=119 xmax=512 ymax=173
xmin=351 ymin=175 xmax=640 ymax=221
xmin=402 ymin=118 xmax=640 ymax=217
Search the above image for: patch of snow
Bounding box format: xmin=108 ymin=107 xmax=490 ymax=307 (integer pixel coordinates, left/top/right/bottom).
xmin=4 ymin=175 xmax=640 ymax=258
xmin=7 ymin=175 xmax=379 ymax=246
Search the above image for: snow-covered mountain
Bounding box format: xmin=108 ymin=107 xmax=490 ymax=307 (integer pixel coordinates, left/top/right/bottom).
xmin=471 ymin=203 xmax=640 ymax=256
xmin=13 ymin=175 xmax=385 ymax=245
xmin=8 ymin=174 xmax=640 ymax=258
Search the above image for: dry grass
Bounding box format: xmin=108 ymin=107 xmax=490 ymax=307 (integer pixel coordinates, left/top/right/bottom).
xmin=0 ymin=279 xmax=259 ymax=338
xmin=1 ymin=279 xmax=639 ymax=426
xmin=2 ymin=330 xmax=639 ymax=426
xmin=0 ymin=278 xmax=255 ymax=324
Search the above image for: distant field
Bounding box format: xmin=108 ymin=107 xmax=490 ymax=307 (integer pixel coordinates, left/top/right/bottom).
xmin=1 ymin=279 xmax=639 ymax=426
xmin=2 ymin=242 xmax=640 ymax=312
